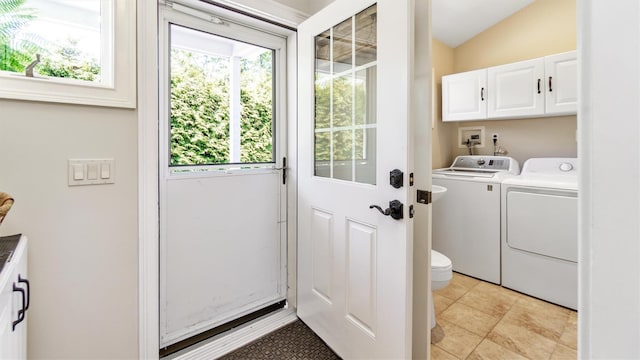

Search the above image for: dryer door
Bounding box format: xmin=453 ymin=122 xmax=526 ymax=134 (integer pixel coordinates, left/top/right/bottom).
xmin=505 ymin=188 xmax=578 ymax=262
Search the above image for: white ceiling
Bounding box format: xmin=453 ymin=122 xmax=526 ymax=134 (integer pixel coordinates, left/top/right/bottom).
xmin=432 ymin=0 xmax=534 ymax=48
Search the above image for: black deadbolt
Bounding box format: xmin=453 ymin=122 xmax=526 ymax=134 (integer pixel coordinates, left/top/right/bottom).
xmin=390 ymin=169 xmax=403 ymax=189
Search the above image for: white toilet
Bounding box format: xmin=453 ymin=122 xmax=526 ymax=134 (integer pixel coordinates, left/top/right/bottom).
xmin=430 ymin=185 xmax=453 ymax=328
xmin=430 ymin=249 xmax=452 ymax=328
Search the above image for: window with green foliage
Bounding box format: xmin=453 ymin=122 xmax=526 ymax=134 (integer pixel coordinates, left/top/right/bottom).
xmin=169 ymin=24 xmax=275 ymax=167
xmin=0 ymin=0 xmax=109 ymax=84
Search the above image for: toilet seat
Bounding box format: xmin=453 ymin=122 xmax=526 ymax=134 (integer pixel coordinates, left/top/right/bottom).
xmin=432 ymin=250 xmax=452 ymax=282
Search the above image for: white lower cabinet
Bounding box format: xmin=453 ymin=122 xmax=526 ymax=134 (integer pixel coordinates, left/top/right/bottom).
xmin=488 ymin=58 xmax=545 ymax=119
xmin=0 ymin=236 xmax=28 ymax=359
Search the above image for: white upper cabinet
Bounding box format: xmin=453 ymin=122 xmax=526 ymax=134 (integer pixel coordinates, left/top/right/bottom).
xmin=545 ymin=51 xmax=578 ymax=115
xmin=488 ymin=58 xmax=545 ymax=119
xmin=441 ymin=51 xmax=577 ymax=122
xmin=442 ymin=69 xmax=487 ymax=121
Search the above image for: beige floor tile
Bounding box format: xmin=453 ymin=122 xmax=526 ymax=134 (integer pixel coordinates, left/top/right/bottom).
xmin=431 ymin=323 xmax=445 ymax=344
xmin=435 ymin=281 xmax=470 ymax=302
xmin=559 ymin=311 xmax=578 ymax=349
xmin=430 ymin=345 xmax=460 ymax=360
xmin=451 ymin=272 xmax=480 ymax=290
xmin=440 ymin=302 xmax=501 ymax=337
xmin=434 ymin=293 xmax=455 ymax=315
xmin=502 ymin=299 xmax=570 ymax=342
xmin=487 ymin=319 xmax=557 ymax=359
xmin=457 ymin=282 xmax=519 ymax=317
xmin=433 ymin=319 xmax=483 ymax=359
xmin=515 ymin=295 xmax=572 ymax=316
xmin=551 ymin=343 xmax=578 ymax=360
xmin=467 ymin=339 xmax=528 ymax=360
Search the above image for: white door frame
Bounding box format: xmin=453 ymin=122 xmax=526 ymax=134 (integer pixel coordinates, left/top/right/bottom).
xmin=136 ymin=1 xmax=302 ymax=358
xmin=577 ymin=0 xmax=640 ymax=357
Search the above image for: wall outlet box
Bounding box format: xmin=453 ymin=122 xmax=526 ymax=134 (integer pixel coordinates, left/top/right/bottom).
xmin=458 ymin=126 xmax=486 ymax=148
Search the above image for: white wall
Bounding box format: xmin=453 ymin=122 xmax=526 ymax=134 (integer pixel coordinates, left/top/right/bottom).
xmin=579 ymin=0 xmax=640 ymax=358
xmin=0 ymin=100 xmax=139 ymax=358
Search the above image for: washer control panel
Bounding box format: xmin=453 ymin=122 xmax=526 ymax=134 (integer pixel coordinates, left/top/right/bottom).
xmin=452 ymin=156 xmax=513 ymax=171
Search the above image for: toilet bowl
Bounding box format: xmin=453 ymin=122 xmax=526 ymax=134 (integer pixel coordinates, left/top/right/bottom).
xmin=431 ymin=249 xmax=452 ymax=329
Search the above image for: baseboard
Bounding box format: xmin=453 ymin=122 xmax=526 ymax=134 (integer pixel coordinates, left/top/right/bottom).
xmin=167 ymin=308 xmax=298 ymax=359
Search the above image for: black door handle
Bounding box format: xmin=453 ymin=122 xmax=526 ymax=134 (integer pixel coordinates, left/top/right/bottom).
xmin=12 ymin=283 xmax=26 ymax=331
xmin=548 ymin=76 xmax=553 ymax=92
xmin=537 ymin=78 xmax=541 ymax=94
xmin=369 ymin=200 xmax=404 ymax=220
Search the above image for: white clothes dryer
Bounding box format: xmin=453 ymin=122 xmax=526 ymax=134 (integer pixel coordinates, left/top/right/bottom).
xmin=432 ymin=156 xmax=520 ymax=284
xmin=501 ymin=158 xmax=578 ymax=309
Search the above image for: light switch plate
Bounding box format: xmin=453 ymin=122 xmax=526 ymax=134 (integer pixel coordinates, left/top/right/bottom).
xmin=68 ymin=159 xmax=115 ymax=186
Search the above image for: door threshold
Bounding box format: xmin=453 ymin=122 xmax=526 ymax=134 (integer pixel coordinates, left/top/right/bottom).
xmin=164 ymin=308 xmax=298 ymax=359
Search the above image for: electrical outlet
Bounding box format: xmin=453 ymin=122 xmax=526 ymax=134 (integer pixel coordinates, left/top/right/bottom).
xmin=492 ymin=133 xmax=499 ymax=141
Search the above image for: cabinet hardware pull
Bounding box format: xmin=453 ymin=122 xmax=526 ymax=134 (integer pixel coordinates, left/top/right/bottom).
xmin=18 ymin=275 xmax=30 ymax=311
xmin=12 ymin=283 xmax=26 ymax=331
xmin=480 ymin=87 xmax=485 ymax=101
xmin=549 ymin=76 xmax=553 ymax=92
xmin=537 ymin=78 xmax=541 ymax=94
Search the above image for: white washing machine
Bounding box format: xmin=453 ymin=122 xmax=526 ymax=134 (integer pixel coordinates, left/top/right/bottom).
xmin=432 ymin=156 xmax=520 ymax=284
xmin=501 ymin=158 xmax=578 ymax=309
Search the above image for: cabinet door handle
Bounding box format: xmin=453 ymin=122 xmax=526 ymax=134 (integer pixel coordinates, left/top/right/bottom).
xmin=480 ymin=87 xmax=485 ymax=101
xmin=548 ymin=76 xmax=553 ymax=92
xmin=12 ymin=283 xmax=26 ymax=331
xmin=18 ymin=275 xmax=30 ymax=311
xmin=537 ymin=78 xmax=541 ymax=94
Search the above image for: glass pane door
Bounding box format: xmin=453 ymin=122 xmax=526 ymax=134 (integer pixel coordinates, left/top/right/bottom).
xmin=314 ymin=5 xmax=377 ymax=185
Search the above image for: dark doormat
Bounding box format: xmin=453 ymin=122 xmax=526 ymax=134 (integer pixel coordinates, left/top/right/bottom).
xmin=219 ymin=320 xmax=341 ymax=360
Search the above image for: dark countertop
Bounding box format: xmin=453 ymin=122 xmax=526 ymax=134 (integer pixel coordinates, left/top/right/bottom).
xmin=0 ymin=234 xmax=21 ymax=274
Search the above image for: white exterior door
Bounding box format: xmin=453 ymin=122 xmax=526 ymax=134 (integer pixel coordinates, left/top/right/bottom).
xmin=488 ymin=58 xmax=545 ymax=118
xmin=545 ymin=51 xmax=578 ymax=115
xmin=297 ymin=0 xmax=416 ymax=358
xmin=442 ymin=69 xmax=488 ymax=121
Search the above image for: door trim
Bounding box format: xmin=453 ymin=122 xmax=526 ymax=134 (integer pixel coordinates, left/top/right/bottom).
xmin=137 ymin=1 xmax=298 ymax=358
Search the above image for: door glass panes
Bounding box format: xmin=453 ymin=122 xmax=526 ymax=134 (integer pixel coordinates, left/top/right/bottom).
xmin=314 ymin=5 xmax=377 ymax=185
xmin=169 ymin=24 xmax=275 ymax=167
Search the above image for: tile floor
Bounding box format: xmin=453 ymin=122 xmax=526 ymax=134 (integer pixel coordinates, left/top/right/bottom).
xmin=431 ymin=272 xmax=577 ymax=360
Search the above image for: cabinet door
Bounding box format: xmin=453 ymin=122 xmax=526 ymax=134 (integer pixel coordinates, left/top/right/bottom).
xmin=545 ymin=51 xmax=577 ymax=115
xmin=0 ymin=280 xmax=14 ymax=360
xmin=442 ymin=69 xmax=487 ymax=121
xmin=488 ymin=58 xmax=545 ymax=118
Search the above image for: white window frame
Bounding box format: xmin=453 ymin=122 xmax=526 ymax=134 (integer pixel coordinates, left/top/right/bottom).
xmin=0 ymin=0 xmax=136 ymax=108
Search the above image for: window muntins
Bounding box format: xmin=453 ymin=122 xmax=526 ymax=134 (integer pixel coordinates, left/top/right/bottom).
xmin=0 ymin=0 xmax=136 ymax=108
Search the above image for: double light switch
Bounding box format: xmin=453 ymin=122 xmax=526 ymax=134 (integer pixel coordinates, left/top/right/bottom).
xmin=68 ymin=159 xmax=115 ymax=186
